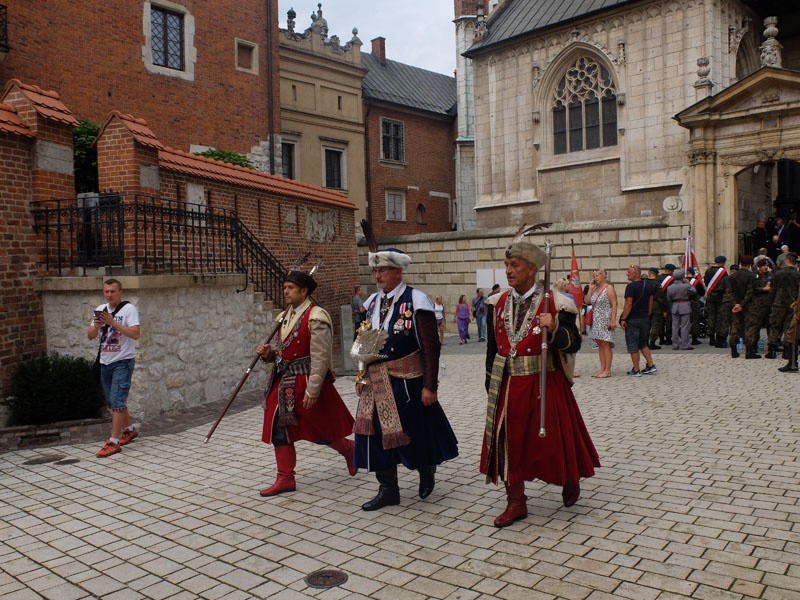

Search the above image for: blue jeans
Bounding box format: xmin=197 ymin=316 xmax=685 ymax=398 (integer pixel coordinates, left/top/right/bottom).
xmin=475 ymin=314 xmax=487 ymax=340
xmin=100 ymin=359 xmax=135 ymax=411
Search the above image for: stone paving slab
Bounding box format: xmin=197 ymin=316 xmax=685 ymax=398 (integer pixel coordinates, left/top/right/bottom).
xmin=1 ymin=340 xmax=798 ymax=599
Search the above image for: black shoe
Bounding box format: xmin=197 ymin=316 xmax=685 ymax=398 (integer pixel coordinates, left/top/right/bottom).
xmin=692 ymin=338 xmax=701 ymax=345
xmin=730 ymin=345 xmax=739 ymax=358
xmin=778 ymin=362 xmax=799 ymax=373
xmin=708 ymin=334 xmax=716 ymax=346
xmin=665 ymin=338 xmax=673 ymax=346
xmin=745 ymin=353 xmax=761 ymax=359
xmin=716 ymin=339 xmax=727 ymax=348
xmin=418 ymin=465 xmax=436 ymax=499
xmin=765 ymin=348 xmax=778 ymax=359
xmin=648 ymin=342 xmax=661 ymax=350
xmin=362 ymin=486 xmax=400 ymax=511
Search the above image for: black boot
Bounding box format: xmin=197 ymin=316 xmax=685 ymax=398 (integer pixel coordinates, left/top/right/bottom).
xmin=745 ymin=346 xmax=761 ymax=359
xmin=783 ymin=345 xmax=792 ymax=360
xmin=418 ymin=465 xmax=436 ymax=499
xmin=665 ymin=337 xmax=673 ymax=346
xmin=648 ymin=340 xmax=661 ymax=350
xmin=716 ymin=337 xmax=728 ymax=348
xmin=765 ymin=344 xmax=778 ymax=359
xmin=730 ymin=343 xmax=739 ymax=358
xmin=362 ymin=467 xmax=400 ymax=511
xmin=708 ymin=334 xmax=716 ymax=347
xmin=692 ymin=337 xmax=701 ymax=345
xmin=659 ymin=337 xmax=667 ymax=346
xmin=778 ymin=360 xmax=799 ymax=373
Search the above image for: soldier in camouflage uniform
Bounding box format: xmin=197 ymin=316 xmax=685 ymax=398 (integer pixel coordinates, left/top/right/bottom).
xmin=725 ymin=256 xmax=755 ymax=358
xmin=743 ymin=257 xmax=773 ymax=359
xmin=658 ymin=263 xmax=677 ymax=345
xmin=688 ymin=268 xmax=705 ymax=345
xmin=767 ymin=253 xmax=800 ymax=360
xmin=645 ymin=268 xmax=664 ymax=349
xmin=703 ymin=256 xmax=728 ymax=347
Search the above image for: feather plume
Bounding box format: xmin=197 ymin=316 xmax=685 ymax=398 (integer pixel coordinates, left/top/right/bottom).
xmin=510 ymin=222 xmax=552 ymax=244
xmin=361 ymin=219 xmax=378 ymax=253
xmin=308 ymin=259 xmax=323 ymax=276
xmin=290 ymin=252 xmax=311 ymax=270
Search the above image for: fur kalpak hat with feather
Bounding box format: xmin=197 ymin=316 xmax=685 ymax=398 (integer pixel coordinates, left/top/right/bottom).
xmin=505 ymin=223 xmax=551 ymax=269
xmin=368 ymin=248 xmax=412 ymax=270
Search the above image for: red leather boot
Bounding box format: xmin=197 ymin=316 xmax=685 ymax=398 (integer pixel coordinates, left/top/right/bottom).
xmin=260 ymin=444 xmax=296 ymax=497
xmin=329 ymin=438 xmax=357 ymax=476
xmin=493 ymin=482 xmax=527 ymax=527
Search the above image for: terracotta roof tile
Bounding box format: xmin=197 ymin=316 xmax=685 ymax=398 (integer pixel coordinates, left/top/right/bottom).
xmin=0 ymin=103 xmax=34 ymax=138
xmin=158 ymin=148 xmax=355 ymax=210
xmin=3 ymin=79 xmax=79 ymax=126
xmin=110 ymin=111 xmax=164 ymax=149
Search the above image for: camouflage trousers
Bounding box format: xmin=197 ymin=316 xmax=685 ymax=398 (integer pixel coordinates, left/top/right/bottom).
xmin=768 ymin=306 xmax=795 ymax=346
xmin=690 ymin=299 xmax=701 ymax=338
xmin=726 ymin=304 xmax=744 ymax=347
xmin=744 ymin=302 xmax=770 ymax=347
xmin=649 ymin=312 xmax=665 ymax=342
xmin=706 ymin=297 xmax=728 ymax=339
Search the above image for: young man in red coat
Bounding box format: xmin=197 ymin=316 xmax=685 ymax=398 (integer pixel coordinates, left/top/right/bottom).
xmin=256 ymin=270 xmax=356 ymax=497
xmin=482 ymin=235 xmax=600 ymax=527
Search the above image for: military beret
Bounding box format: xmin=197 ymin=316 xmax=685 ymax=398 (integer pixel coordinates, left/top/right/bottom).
xmin=714 ymin=255 xmax=727 ymax=263
xmin=664 ymin=263 xmax=676 ymax=270
xmin=731 ymin=264 xmax=740 ymax=271
xmin=648 ymin=267 xmax=659 ymax=274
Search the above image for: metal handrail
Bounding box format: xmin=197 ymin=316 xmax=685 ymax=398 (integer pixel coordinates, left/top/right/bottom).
xmin=30 ymin=193 xmax=287 ymax=304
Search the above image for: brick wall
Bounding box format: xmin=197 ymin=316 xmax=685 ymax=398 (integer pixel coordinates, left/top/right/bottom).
xmin=1 ymin=0 xmax=280 ymax=154
xmin=0 ymin=134 xmax=46 ymax=398
xmin=367 ymin=105 xmax=456 ymax=237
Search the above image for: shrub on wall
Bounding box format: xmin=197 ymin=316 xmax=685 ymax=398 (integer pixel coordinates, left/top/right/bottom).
xmin=7 ymin=354 xmax=105 ymax=426
xmin=195 ymin=148 xmax=254 ymax=169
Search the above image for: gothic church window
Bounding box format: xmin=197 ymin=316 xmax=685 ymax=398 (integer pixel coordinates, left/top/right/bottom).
xmin=552 ymin=57 xmax=617 ymax=154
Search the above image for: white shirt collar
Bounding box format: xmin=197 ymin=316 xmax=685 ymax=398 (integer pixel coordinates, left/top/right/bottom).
xmin=511 ymin=283 xmax=538 ymax=302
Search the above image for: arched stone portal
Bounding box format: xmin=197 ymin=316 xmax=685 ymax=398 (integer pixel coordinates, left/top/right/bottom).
xmin=675 ymin=67 xmax=800 ymax=263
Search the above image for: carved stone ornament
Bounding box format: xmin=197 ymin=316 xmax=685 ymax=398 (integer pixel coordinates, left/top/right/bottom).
xmin=531 ymin=64 xmax=541 ymax=89
xmin=687 ymin=149 xmax=716 ymax=166
xmin=728 ymin=17 xmax=751 ymax=53
xmin=663 ymin=196 xmax=683 ymax=212
xmin=760 ymin=16 xmax=782 ymax=68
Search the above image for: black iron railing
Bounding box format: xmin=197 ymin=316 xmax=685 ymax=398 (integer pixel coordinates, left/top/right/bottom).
xmin=31 ymin=193 xmax=286 ymax=304
xmin=0 ymin=5 xmax=9 ymax=52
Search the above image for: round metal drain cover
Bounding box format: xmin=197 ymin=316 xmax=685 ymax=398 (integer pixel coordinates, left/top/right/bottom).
xmin=54 ymin=458 xmax=81 ymax=465
xmin=305 ymin=569 xmax=348 ymax=589
xmin=23 ymin=454 xmax=66 ymax=465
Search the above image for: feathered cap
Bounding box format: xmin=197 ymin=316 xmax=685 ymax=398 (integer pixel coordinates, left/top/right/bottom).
xmin=284 ymin=255 xmax=321 ymax=294
xmin=504 ymin=223 xmax=551 ymax=269
xmin=360 ymin=219 xmax=412 ymax=270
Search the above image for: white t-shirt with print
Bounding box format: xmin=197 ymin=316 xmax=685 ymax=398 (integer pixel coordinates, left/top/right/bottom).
xmin=92 ymin=302 xmax=140 ymax=364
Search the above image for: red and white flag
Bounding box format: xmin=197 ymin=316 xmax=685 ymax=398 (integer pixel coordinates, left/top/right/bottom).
xmin=569 ymin=245 xmax=584 ymax=309
xmin=682 ymin=230 xmax=698 ymax=274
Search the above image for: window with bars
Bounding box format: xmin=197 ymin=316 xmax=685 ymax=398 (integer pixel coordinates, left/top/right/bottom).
xmin=385 ymin=190 xmax=406 ymax=222
xmin=151 ymin=5 xmax=184 ymax=70
xmin=381 ymin=118 xmax=405 ymax=162
xmin=552 ymin=57 xmax=617 ymax=154
xmin=324 ymin=148 xmax=344 ymax=189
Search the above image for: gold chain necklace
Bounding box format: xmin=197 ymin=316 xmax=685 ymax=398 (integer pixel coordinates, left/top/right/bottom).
xmin=503 ymin=286 xmax=542 ymax=358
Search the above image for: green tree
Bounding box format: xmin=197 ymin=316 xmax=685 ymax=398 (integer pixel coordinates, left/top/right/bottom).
xmin=73 ymin=120 xmax=102 ymax=194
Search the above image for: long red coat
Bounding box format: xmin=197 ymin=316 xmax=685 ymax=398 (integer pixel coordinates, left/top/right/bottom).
xmin=262 ymin=307 xmax=354 ymax=445
xmin=480 ymin=289 xmax=599 ymax=485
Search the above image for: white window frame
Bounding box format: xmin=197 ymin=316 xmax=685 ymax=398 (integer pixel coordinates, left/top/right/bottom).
xmin=385 ymin=189 xmax=406 ymax=222
xmin=322 ymin=144 xmax=346 ymax=190
xmin=142 ymin=1 xmax=197 ymax=81
xmin=235 ymin=38 xmax=259 ymax=75
xmin=281 ymin=138 xmax=299 ymax=180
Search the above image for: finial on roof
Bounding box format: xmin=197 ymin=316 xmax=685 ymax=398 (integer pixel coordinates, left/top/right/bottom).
xmin=760 ymin=16 xmax=782 ymax=68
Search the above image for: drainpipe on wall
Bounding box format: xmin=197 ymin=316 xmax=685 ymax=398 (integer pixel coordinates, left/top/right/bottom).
xmin=364 ymin=101 xmax=373 ymax=225
xmin=266 ymin=0 xmax=276 ymax=174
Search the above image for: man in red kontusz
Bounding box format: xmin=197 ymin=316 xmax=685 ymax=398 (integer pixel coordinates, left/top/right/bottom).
xmin=482 ymin=234 xmax=600 ymax=527
xmin=256 ymin=270 xmax=356 ymax=497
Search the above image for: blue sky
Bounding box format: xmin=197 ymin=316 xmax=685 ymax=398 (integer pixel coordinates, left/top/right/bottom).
xmin=277 ymin=1 xmax=457 ymax=76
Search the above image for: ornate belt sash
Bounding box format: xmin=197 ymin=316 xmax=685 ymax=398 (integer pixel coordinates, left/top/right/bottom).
xmin=354 ymin=351 xmax=423 ymax=449
xmin=275 ymin=356 xmax=311 ymax=427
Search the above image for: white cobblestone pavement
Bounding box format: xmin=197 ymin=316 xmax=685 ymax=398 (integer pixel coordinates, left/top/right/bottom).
xmin=1 ymin=337 xmax=799 ymax=599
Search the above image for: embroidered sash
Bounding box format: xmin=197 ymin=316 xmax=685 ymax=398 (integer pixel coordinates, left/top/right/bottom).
xmin=275 ymin=356 xmax=311 ymax=427
xmin=353 ymin=351 xmax=423 ymax=449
